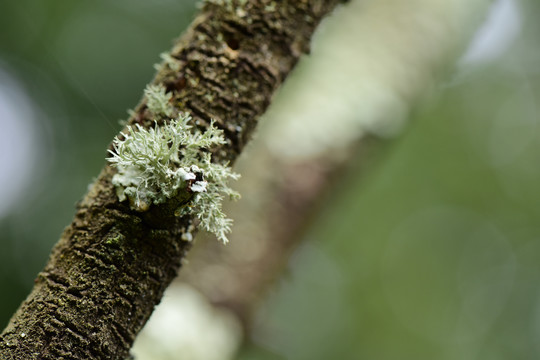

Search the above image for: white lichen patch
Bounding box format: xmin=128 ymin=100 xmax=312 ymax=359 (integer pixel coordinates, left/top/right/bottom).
xmin=154 ymin=52 xmax=182 ymax=73
xmin=107 ymin=84 xmax=240 ymax=243
xmin=145 ymin=84 xmax=174 ymax=118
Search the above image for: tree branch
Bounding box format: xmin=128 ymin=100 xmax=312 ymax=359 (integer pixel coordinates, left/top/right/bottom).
xmin=0 ymin=1 xmax=343 ymax=359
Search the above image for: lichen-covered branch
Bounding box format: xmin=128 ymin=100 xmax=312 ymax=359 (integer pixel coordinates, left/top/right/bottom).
xmin=0 ymin=1 xmax=344 ymax=359
xmin=108 ymin=87 xmax=240 ymax=243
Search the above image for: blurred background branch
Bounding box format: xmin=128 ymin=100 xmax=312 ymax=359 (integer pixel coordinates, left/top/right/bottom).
xmin=1 ymin=0 xmax=539 ymax=359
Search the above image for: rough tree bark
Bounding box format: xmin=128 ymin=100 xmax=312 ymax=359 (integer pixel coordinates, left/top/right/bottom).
xmin=0 ymin=1 xmax=345 ymax=359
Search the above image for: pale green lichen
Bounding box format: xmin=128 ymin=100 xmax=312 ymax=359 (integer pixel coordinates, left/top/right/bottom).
xmin=107 ymin=84 xmax=240 ymax=243
xmin=145 ymin=84 xmax=174 ymax=118
xmin=154 ymin=52 xmax=182 ymax=73
xmin=265 ymin=2 xmax=277 ymax=12
xmin=203 ymin=0 xmax=247 ymax=14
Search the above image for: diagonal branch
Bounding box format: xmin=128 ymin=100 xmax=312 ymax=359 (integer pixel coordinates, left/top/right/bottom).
xmin=0 ymin=1 xmax=345 ymax=359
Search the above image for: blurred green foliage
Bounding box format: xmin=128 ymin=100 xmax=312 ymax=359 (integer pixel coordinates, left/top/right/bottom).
xmin=242 ymin=1 xmax=540 ymax=358
xmin=1 ymin=0 xmax=540 ymax=359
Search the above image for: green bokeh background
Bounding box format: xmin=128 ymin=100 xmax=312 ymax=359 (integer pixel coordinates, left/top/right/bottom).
xmin=1 ymin=0 xmax=540 ymax=359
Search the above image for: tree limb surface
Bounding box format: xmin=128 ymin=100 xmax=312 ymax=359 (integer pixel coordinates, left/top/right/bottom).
xmin=0 ymin=1 xmax=343 ymax=359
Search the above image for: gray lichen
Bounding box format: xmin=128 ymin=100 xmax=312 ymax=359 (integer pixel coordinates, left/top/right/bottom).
xmin=107 ymin=85 xmax=240 ymax=243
